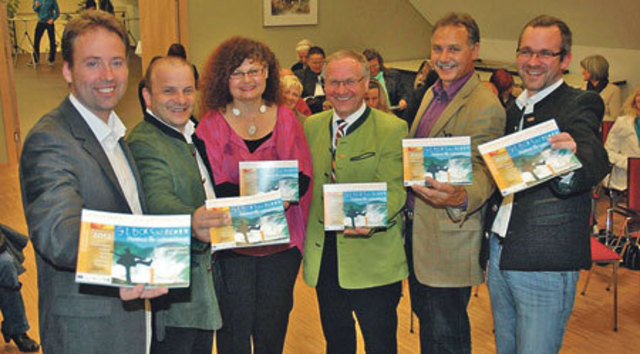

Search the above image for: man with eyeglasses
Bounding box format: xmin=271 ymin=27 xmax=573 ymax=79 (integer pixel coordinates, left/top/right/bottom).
xmin=295 ymin=46 xmax=326 ymax=113
xmin=484 ymin=15 xmax=610 ymax=354
xmin=403 ymin=12 xmax=505 ymax=354
xmin=303 ymin=49 xmax=408 ymax=354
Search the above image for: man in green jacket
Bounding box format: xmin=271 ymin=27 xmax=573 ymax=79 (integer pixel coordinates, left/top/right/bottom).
xmin=128 ymin=56 xmax=228 ymax=354
xmin=303 ymin=49 xmax=408 ymax=354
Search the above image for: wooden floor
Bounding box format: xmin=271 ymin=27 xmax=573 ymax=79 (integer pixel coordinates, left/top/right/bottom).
xmin=3 ymin=54 xmax=640 ymax=353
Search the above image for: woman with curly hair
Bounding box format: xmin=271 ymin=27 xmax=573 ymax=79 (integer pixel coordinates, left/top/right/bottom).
xmin=196 ymin=36 xmax=312 ymax=353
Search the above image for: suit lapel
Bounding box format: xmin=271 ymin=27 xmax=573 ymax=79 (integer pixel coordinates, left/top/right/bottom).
xmin=429 ymin=74 xmax=479 ymax=137
xmin=60 ymin=98 xmax=132 ymax=211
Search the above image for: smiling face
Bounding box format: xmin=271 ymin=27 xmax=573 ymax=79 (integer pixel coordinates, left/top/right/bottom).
xmin=430 ymin=24 xmax=479 ymax=89
xmin=364 ymin=87 xmax=380 ymax=109
xmin=143 ymin=60 xmax=195 ymax=132
xmin=228 ymin=58 xmax=268 ymax=103
xmin=62 ymin=27 xmax=128 ymax=122
xmin=308 ymin=53 xmax=325 ymax=74
xmin=516 ymin=25 xmax=572 ymax=96
xmin=368 ymin=58 xmax=381 ymax=77
xmin=325 ymin=57 xmax=369 ymax=118
xmin=282 ymin=86 xmax=301 ymax=110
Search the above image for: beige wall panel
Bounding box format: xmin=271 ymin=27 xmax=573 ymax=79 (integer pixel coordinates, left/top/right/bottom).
xmin=139 ymin=0 xmax=178 ymax=71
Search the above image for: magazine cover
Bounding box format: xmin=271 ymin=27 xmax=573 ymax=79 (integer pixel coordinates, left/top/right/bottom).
xmin=239 ymin=160 xmax=300 ymax=202
xmin=323 ymin=183 xmax=388 ymax=231
xmin=478 ymin=119 xmax=583 ymax=196
xmin=76 ymin=209 xmax=191 ymax=288
xmin=206 ymin=191 xmax=290 ymax=251
xmin=403 ymin=136 xmax=472 ymax=186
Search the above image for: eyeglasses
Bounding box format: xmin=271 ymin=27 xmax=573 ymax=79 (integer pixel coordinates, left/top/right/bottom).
xmin=326 ymin=76 xmax=365 ymax=89
xmin=516 ymin=48 xmax=565 ymax=60
xmin=229 ymin=67 xmax=265 ymax=81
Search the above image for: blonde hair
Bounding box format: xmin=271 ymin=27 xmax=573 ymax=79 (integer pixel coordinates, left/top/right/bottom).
xmin=367 ymin=79 xmax=392 ymax=113
xmin=280 ymin=74 xmax=303 ymax=95
xmin=622 ymin=86 xmax=640 ymax=116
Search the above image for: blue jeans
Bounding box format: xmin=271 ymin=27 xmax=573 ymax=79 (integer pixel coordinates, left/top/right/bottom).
xmin=0 ymin=252 xmax=29 ymax=336
xmin=487 ymin=234 xmax=579 ymax=354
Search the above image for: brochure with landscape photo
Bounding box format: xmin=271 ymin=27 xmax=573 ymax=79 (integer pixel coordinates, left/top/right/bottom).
xmin=478 ymin=119 xmax=582 ymax=196
xmin=206 ymin=191 xmax=290 ymax=251
xmin=323 ymin=183 xmax=388 ymax=231
xmin=76 ymin=209 xmax=191 ymax=288
xmin=403 ymin=136 xmax=472 ymax=186
xmin=239 ymin=160 xmax=300 ymax=202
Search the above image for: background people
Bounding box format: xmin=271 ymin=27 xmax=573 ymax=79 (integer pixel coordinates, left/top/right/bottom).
xmin=30 ymin=0 xmax=59 ymax=66
xmin=291 ymin=39 xmax=312 ymax=71
xmin=364 ymin=79 xmax=392 ymax=113
xmin=303 ymin=49 xmax=408 ymax=354
xmin=280 ymin=74 xmax=311 ymax=124
xmin=485 ymin=15 xmax=610 ymax=354
xmin=362 ymin=48 xmax=409 ymax=116
xmin=489 ymin=69 xmax=516 ymax=109
xmin=295 ymin=46 xmax=326 ymax=113
xmin=581 ymin=54 xmax=622 ymax=121
xmin=196 ymin=36 xmax=312 ymax=354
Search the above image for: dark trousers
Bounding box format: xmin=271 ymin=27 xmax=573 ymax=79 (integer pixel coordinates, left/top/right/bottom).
xmin=316 ymin=232 xmax=401 ymax=354
xmin=33 ymin=22 xmax=56 ymax=63
xmin=214 ymin=247 xmax=301 ymax=354
xmin=151 ymin=326 xmax=213 ymax=354
xmin=405 ymin=219 xmax=472 ymax=354
xmin=0 ymin=252 xmax=29 ymax=336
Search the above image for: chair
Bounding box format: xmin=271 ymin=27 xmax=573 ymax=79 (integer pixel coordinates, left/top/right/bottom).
xmin=580 ymin=236 xmax=621 ymax=331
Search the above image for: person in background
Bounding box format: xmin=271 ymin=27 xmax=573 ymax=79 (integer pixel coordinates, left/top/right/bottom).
xmin=291 ymin=39 xmax=312 ymax=72
xmin=364 ymin=79 xmax=392 ymax=114
xmin=489 ymin=69 xmax=516 ymax=109
xmin=295 ymin=46 xmax=326 ymax=113
xmin=128 ymin=56 xmax=227 ymax=354
xmin=303 ymin=49 xmax=408 ymax=354
xmin=362 ymin=48 xmax=409 ymax=116
xmin=413 ymin=59 xmax=439 ymax=90
xmin=168 ymin=43 xmax=199 ymax=87
xmin=485 ymin=15 xmax=610 ymax=354
xmin=29 ymin=0 xmax=59 ymax=67
xmin=604 ymin=86 xmax=640 ymax=191
xmin=281 ymin=74 xmax=310 ymax=124
xmin=0 ymin=226 xmax=39 ymax=352
xmin=196 ymin=36 xmax=313 ymax=354
xmin=581 ymin=54 xmax=621 ymax=121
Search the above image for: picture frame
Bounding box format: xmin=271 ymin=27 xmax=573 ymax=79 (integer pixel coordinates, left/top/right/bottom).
xmin=263 ymin=0 xmax=318 ymax=27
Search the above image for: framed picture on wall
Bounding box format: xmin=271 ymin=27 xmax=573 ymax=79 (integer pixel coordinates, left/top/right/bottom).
xmin=263 ymin=0 xmax=318 ymax=26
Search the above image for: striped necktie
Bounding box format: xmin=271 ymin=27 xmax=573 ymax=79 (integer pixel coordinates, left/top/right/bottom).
xmin=331 ymin=120 xmax=347 ymax=182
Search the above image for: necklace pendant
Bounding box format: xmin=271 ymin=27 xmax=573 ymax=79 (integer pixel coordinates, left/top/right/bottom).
xmin=248 ymin=124 xmax=257 ymax=136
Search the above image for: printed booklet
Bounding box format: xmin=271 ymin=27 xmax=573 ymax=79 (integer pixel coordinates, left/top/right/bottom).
xmin=239 ymin=160 xmax=300 ymax=202
xmin=478 ymin=119 xmax=582 ymax=196
xmin=402 ymin=136 xmax=472 ymax=186
xmin=206 ymin=191 xmax=290 ymax=251
xmin=76 ymin=209 xmax=191 ymax=288
xmin=323 ymin=182 xmax=388 ymax=231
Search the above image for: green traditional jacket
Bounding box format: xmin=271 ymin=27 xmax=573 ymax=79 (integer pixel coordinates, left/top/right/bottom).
xmin=303 ymin=106 xmax=408 ymax=289
xmin=127 ymin=113 xmax=221 ymax=335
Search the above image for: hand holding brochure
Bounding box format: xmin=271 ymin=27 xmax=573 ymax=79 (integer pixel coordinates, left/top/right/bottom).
xmin=76 ymin=209 xmax=191 ymax=288
xmin=478 ymin=119 xmax=582 ymax=196
xmin=323 ymin=183 xmax=388 ymax=231
xmin=206 ymin=191 xmax=290 ymax=251
xmin=239 ymin=160 xmax=299 ymax=202
xmin=402 ymin=137 xmax=472 ymax=186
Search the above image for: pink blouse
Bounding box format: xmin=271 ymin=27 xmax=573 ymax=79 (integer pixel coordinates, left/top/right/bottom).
xmin=196 ymin=106 xmax=313 ymax=256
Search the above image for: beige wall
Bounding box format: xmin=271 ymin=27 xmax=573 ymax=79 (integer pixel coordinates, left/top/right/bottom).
xmin=188 ymin=0 xmax=431 ymax=73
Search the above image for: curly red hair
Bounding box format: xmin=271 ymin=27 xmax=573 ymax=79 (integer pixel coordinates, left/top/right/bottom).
xmin=200 ymin=36 xmax=281 ymax=113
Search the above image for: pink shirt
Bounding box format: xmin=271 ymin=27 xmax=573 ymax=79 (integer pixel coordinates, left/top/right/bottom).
xmin=196 ymin=106 xmax=313 ymax=256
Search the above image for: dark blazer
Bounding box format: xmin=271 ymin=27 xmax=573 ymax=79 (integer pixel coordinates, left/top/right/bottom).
xmin=482 ymin=83 xmax=610 ymax=271
xmin=295 ymin=66 xmax=325 ymax=113
xmin=20 ymin=97 xmax=148 ymax=353
xmin=382 ymin=69 xmax=408 ymax=112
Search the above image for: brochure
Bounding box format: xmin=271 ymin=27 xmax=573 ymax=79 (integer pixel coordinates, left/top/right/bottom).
xmin=478 ymin=119 xmax=583 ymax=196
xmin=76 ymin=209 xmax=191 ymax=288
xmin=206 ymin=191 xmax=290 ymax=251
xmin=323 ymin=183 xmax=388 ymax=231
xmin=403 ymin=136 xmax=472 ymax=186
xmin=239 ymin=160 xmax=299 ymax=202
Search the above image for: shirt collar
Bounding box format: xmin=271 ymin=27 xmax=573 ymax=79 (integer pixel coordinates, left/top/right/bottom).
xmin=516 ymin=78 xmax=564 ymax=114
xmin=69 ymin=93 xmax=126 ymax=145
xmin=432 ymin=70 xmax=475 ymax=102
xmin=146 ymin=108 xmax=195 ymax=143
xmin=333 ymin=102 xmax=367 ymax=128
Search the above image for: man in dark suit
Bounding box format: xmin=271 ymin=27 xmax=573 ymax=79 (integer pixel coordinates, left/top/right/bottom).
xmin=295 ymin=46 xmax=326 ymax=113
xmin=20 ymin=11 xmax=166 ymax=353
xmin=484 ymin=15 xmax=610 ymax=354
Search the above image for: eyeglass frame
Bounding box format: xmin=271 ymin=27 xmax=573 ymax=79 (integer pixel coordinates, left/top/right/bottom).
xmin=325 ymin=76 xmax=367 ymax=89
xmin=516 ymin=48 xmax=566 ymax=60
xmin=229 ymin=67 xmax=266 ymax=81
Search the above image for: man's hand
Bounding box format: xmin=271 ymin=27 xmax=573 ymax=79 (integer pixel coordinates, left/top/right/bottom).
xmin=343 ymin=227 xmax=372 ymax=237
xmin=119 ymin=284 xmax=168 ymax=301
xmin=47 ymin=19 xmax=54 ymax=24
xmin=192 ymin=206 xmax=230 ymax=243
xmin=548 ymin=132 xmax=577 ymax=154
xmin=283 ymin=201 xmax=291 ymax=210
xmin=398 ymin=99 xmax=408 ymax=111
xmin=411 ymin=177 xmax=467 ymax=208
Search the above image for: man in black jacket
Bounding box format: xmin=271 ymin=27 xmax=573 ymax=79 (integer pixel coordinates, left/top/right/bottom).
xmin=484 ymin=15 xmax=610 ymax=354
